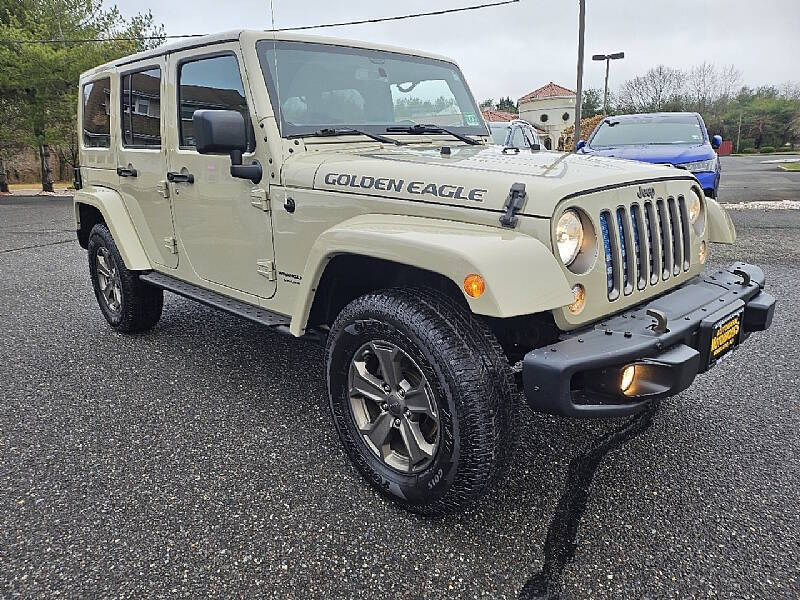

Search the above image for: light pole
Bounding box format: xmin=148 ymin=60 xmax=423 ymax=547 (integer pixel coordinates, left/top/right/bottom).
xmin=573 ymin=0 xmax=586 ymax=151
xmin=592 ymin=52 xmax=625 ymax=116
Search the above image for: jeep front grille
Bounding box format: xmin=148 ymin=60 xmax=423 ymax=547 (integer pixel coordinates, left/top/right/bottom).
xmin=600 ymin=196 xmax=691 ymax=301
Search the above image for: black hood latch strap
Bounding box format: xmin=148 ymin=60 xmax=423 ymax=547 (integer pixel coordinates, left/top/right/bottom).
xmin=499 ymin=182 xmax=527 ymax=228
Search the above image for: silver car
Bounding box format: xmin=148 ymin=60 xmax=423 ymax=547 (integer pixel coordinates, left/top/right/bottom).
xmin=488 ymin=119 xmax=542 ymax=150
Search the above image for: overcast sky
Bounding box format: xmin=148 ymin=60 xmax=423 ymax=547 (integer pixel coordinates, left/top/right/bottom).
xmin=112 ymin=0 xmax=800 ymax=102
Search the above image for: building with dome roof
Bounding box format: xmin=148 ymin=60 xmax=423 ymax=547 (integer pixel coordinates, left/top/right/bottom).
xmin=517 ymin=82 xmax=576 ymax=150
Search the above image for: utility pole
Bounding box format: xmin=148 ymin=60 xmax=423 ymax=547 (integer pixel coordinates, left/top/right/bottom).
xmin=592 ymin=52 xmax=625 ymax=116
xmin=736 ymin=112 xmax=743 ymax=153
xmin=573 ymin=0 xmax=586 ymax=152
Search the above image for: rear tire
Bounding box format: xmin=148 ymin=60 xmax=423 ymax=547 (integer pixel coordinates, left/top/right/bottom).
xmin=87 ymin=224 xmax=163 ymax=333
xmin=326 ymin=287 xmax=517 ymax=516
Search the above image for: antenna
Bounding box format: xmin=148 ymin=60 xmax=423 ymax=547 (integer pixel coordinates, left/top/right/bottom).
xmin=269 ymin=0 xmax=282 ymax=137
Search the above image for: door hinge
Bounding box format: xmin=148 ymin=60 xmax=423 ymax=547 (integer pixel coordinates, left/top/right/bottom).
xmin=257 ymin=259 xmax=276 ymax=281
xmin=164 ymin=237 xmax=178 ymax=254
xmin=250 ymin=188 xmax=270 ymax=212
xmin=156 ymin=180 xmax=170 ymax=198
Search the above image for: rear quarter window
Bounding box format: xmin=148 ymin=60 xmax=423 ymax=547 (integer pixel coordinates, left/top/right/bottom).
xmin=82 ymin=77 xmax=111 ymax=148
xmin=121 ymin=67 xmax=162 ymax=147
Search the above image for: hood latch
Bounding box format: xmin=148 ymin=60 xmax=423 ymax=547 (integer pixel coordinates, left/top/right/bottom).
xmin=499 ymin=182 xmax=527 ymax=228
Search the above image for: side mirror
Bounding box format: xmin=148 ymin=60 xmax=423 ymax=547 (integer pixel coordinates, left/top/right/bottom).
xmin=711 ymin=135 xmax=722 ymax=149
xmin=530 ymin=143 xmax=541 ymax=151
xmin=576 ymin=139 xmax=586 ymax=151
xmin=193 ymin=110 xmax=262 ymax=183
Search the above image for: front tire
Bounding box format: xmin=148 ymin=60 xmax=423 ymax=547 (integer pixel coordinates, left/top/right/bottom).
xmin=87 ymin=224 xmax=163 ymax=333
xmin=326 ymin=288 xmax=516 ymax=516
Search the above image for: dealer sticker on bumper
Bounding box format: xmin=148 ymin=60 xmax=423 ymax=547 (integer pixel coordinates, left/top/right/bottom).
xmin=709 ymin=310 xmax=743 ymax=365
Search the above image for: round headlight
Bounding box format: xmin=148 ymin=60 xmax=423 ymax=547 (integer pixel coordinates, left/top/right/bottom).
xmin=688 ymin=190 xmax=702 ymax=224
xmin=556 ymin=209 xmax=584 ymax=266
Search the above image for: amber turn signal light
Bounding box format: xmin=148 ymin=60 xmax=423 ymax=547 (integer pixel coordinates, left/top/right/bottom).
xmin=463 ymin=274 xmax=486 ymax=298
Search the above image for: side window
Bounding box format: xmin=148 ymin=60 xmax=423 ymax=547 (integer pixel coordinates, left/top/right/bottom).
xmin=82 ymin=77 xmax=111 ymax=148
xmin=511 ymin=126 xmax=526 ymax=148
xmin=178 ymin=54 xmax=253 ymax=150
xmin=121 ymin=67 xmax=161 ymax=147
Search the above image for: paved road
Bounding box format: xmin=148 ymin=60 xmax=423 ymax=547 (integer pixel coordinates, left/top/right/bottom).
xmin=1 ymin=196 xmax=798 ymax=599
xmin=719 ymin=154 xmax=800 ymax=204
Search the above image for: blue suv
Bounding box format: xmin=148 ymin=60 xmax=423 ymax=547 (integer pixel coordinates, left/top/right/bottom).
xmin=577 ymin=112 xmax=722 ymax=198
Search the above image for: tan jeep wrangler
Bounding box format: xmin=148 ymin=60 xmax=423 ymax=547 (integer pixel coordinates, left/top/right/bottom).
xmin=75 ymin=30 xmax=775 ymax=516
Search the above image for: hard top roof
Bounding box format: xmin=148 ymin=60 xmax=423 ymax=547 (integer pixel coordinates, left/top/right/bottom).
xmin=79 ymin=30 xmax=457 ymax=80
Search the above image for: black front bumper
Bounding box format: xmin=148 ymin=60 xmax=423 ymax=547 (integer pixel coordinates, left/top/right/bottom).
xmin=523 ymin=262 xmax=775 ymax=418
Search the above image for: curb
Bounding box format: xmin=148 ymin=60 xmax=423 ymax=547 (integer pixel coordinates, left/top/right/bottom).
xmin=2 ymin=191 xmax=74 ymax=197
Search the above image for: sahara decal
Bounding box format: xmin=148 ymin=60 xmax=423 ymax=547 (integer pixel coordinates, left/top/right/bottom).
xmin=323 ymin=172 xmax=487 ymax=202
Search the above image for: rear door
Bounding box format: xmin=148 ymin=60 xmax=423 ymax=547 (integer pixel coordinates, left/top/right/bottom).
xmin=117 ymin=58 xmax=177 ymax=268
xmin=165 ymin=46 xmax=276 ymax=298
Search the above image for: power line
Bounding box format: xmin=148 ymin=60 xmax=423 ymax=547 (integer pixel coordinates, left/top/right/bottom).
xmin=0 ymin=0 xmax=520 ymax=44
xmin=0 ymin=33 xmax=204 ymax=45
xmin=275 ymin=0 xmax=520 ymax=31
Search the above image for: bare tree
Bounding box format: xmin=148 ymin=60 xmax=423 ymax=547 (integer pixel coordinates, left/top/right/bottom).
xmin=782 ymin=82 xmax=800 ymax=101
xmin=718 ymin=65 xmax=742 ymax=102
xmin=617 ymin=65 xmax=685 ymax=113
xmin=687 ymin=62 xmax=719 ymax=113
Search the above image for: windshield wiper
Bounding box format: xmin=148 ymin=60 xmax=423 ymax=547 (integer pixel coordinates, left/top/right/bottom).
xmin=385 ymin=124 xmax=481 ymax=146
xmin=298 ymin=128 xmax=404 ymax=145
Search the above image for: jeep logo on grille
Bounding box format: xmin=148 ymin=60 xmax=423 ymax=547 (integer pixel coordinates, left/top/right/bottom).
xmin=637 ymin=186 xmax=656 ymax=199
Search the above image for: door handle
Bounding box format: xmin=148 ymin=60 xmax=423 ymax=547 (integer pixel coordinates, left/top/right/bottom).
xmin=167 ymin=171 xmax=194 ymax=184
xmin=116 ymin=166 xmax=138 ymax=177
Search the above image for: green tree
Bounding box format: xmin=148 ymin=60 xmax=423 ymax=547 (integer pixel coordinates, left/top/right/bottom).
xmin=479 ymin=98 xmax=494 ymax=109
xmin=721 ymin=86 xmax=800 ymax=149
xmin=495 ymin=96 xmax=517 ymax=114
xmin=0 ymin=0 xmax=163 ymax=190
xmin=581 ymin=88 xmax=603 ymax=116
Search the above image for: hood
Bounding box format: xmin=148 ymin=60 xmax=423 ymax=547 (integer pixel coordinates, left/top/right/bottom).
xmin=282 ymin=144 xmax=694 ymax=218
xmin=581 ymin=143 xmax=714 ymax=165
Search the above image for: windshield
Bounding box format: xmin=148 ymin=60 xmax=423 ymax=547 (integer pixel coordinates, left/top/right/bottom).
xmin=488 ymin=124 xmax=510 ymax=144
xmin=256 ymin=40 xmax=487 ymax=138
xmin=590 ymin=117 xmax=705 ymax=147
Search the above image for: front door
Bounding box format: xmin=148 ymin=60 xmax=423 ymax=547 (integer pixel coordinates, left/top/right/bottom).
xmin=117 ymin=58 xmax=177 ymax=268
xmin=166 ymin=46 xmax=276 ymax=298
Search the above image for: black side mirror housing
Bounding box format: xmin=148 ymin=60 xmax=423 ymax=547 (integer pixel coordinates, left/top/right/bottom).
xmin=530 ymin=143 xmax=541 ymax=151
xmin=193 ymin=110 xmax=262 ymax=184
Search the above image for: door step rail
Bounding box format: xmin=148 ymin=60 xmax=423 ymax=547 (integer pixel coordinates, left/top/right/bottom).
xmin=140 ymin=271 xmax=290 ymax=328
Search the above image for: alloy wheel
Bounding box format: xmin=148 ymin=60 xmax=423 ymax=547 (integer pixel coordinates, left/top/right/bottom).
xmin=347 ymin=340 xmax=439 ymax=473
xmin=96 ymin=246 xmax=122 ymax=313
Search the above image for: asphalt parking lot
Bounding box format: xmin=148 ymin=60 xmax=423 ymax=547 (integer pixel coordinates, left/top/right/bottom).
xmin=719 ymin=154 xmax=800 ymax=203
xmin=1 ymin=194 xmax=798 ymax=599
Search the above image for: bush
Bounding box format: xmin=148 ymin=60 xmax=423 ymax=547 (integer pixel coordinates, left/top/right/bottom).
xmin=777 ymin=146 xmax=796 ymax=152
xmin=741 ymin=147 xmax=756 ymax=154
xmin=759 ymin=146 xmax=776 ymax=153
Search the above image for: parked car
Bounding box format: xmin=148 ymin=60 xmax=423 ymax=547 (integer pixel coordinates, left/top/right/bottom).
xmin=488 ymin=119 xmax=542 ymax=150
xmin=577 ymin=112 xmax=723 ymax=198
xmin=74 ymin=31 xmax=773 ymax=516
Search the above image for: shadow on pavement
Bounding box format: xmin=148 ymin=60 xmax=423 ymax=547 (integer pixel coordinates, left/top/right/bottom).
xmin=518 ymin=402 xmax=660 ymax=600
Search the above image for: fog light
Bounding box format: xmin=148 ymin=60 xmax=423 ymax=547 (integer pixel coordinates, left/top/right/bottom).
xmin=699 ymin=241 xmax=707 ymax=264
xmin=464 ymin=274 xmax=485 ymax=298
xmin=568 ymin=284 xmax=586 ymax=314
xmin=620 ymin=365 xmax=635 ymax=392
